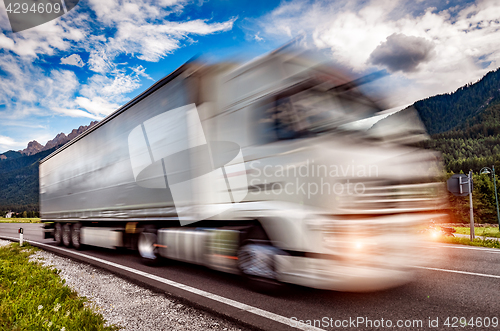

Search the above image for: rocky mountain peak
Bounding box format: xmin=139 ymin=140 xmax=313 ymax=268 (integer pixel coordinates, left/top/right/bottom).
xmin=18 ymin=120 xmax=99 ymax=156
xmin=22 ymin=140 xmax=44 ymax=156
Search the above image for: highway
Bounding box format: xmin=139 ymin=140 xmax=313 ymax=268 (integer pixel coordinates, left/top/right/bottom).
xmin=1 ymin=223 xmax=500 ymax=331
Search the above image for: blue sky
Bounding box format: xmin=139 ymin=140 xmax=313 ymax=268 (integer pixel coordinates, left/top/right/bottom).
xmin=1 ymin=0 xmax=499 ymax=153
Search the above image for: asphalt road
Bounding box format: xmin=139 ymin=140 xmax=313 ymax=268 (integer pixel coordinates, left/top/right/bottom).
xmin=1 ymin=223 xmax=500 ymax=331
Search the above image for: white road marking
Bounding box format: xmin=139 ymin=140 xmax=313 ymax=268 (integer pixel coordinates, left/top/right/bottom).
xmin=430 ymin=243 xmax=500 ymax=254
xmin=417 ymin=266 xmax=500 ymax=279
xmin=0 ymin=236 xmax=324 ymax=331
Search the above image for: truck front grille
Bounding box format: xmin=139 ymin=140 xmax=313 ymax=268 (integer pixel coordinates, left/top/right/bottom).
xmin=337 ymin=180 xmax=446 ymax=214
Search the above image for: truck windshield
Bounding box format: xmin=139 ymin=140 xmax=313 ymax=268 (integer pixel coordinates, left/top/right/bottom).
xmin=263 ymin=88 xmax=381 ymax=140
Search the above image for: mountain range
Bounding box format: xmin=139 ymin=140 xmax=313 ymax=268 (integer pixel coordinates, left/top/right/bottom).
xmin=413 ymin=67 xmax=500 ymax=135
xmin=0 ymin=121 xmax=98 ymax=161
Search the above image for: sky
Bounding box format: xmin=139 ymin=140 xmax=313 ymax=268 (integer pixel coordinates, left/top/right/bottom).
xmin=1 ymin=0 xmax=500 ymax=153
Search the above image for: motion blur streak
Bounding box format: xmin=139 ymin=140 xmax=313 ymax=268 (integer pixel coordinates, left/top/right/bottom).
xmin=40 ymin=46 xmax=448 ymax=292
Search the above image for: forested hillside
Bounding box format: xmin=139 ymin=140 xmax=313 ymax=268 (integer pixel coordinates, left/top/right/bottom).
xmin=414 ymin=67 xmax=500 ymax=135
xmin=422 ymin=102 xmax=500 ymax=173
xmin=0 ymin=148 xmax=55 ymax=213
xmin=0 ymin=151 xmax=22 ymax=161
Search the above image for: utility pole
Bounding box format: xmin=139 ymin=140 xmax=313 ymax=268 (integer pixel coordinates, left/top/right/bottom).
xmin=469 ymin=170 xmax=474 ymax=240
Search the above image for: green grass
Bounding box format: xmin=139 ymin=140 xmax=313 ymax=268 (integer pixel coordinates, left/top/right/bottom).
xmin=452 ymin=226 xmax=500 ymax=238
xmin=0 ymin=218 xmax=41 ymax=223
xmin=439 ymin=236 xmax=500 ymax=249
xmin=0 ymin=242 xmax=121 ymax=331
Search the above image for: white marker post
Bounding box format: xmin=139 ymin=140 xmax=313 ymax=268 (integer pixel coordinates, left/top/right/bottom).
xmin=19 ymin=228 xmax=23 ymax=246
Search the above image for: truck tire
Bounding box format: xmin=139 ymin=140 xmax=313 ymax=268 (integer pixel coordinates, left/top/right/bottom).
xmin=71 ymin=223 xmax=84 ymax=250
xmin=238 ymin=243 xmax=284 ymax=294
xmin=138 ymin=226 xmax=160 ymax=265
xmin=62 ymin=223 xmax=72 ymax=247
xmin=54 ymin=223 xmax=63 ymax=246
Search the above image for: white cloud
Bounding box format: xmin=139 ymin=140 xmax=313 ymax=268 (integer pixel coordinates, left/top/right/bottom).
xmin=0 ymin=133 xmax=52 ymax=152
xmin=86 ymin=17 xmax=236 ymax=70
xmin=0 ymin=135 xmax=18 ymax=148
xmin=257 ymin=0 xmax=500 ymax=107
xmin=0 ymin=136 xmax=25 ymax=152
xmin=0 ymin=55 xmax=108 ymax=122
xmin=53 ymin=106 xmax=105 ymax=120
xmin=42 ymin=70 xmax=80 ymax=104
xmin=88 ymin=0 xmax=187 ymax=26
xmin=0 ymin=0 xmax=235 ymax=152
xmin=0 ymin=0 xmax=235 ymax=110
xmin=0 ymin=8 xmax=88 ymax=58
xmin=0 ymin=131 xmax=60 ymax=152
xmin=80 ymin=0 xmax=234 ymax=72
xmin=60 ymin=54 xmax=85 ymax=67
xmin=88 ymin=48 xmax=116 ymax=73
xmin=0 ymin=55 xmax=39 ymax=109
xmin=75 ymin=96 xmax=120 ymax=117
xmin=80 ymin=70 xmax=142 ymax=104
xmin=131 ymin=65 xmax=154 ymax=80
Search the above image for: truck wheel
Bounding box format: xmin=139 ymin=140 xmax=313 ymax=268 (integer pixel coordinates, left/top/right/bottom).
xmin=238 ymin=244 xmax=284 ymax=294
xmin=54 ymin=223 xmax=63 ymax=246
xmin=62 ymin=223 xmax=72 ymax=247
xmin=71 ymin=223 xmax=84 ymax=250
xmin=138 ymin=227 xmax=160 ymax=265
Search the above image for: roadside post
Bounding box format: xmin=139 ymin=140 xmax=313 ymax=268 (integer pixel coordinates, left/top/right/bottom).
xmin=18 ymin=228 xmax=23 ymax=246
xmin=447 ymin=173 xmax=474 ymax=240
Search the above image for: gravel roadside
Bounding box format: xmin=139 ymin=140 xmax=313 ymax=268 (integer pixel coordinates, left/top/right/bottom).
xmin=0 ymin=239 xmax=247 ymax=331
xmin=0 ymin=239 xmax=11 ymax=247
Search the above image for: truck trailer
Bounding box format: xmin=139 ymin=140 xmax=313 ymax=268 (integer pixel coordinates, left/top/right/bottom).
xmin=40 ymin=49 xmax=447 ymax=292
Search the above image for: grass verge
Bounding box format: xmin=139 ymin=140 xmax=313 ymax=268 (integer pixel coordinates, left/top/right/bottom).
xmin=0 ymin=218 xmax=41 ymax=223
xmin=452 ymin=226 xmax=500 ymax=238
xmin=0 ymin=242 xmax=120 ymax=331
xmin=439 ymin=236 xmax=500 ymax=249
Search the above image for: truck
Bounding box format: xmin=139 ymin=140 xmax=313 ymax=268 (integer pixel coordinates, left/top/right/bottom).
xmin=40 ymin=48 xmax=448 ymax=292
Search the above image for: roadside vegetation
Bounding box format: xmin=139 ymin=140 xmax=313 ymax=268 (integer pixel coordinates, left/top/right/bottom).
xmin=453 ymin=226 xmax=500 ymax=238
xmin=439 ymin=236 xmax=500 ymax=249
xmin=0 ymin=242 xmax=120 ymax=330
xmin=0 ymin=217 xmax=41 ymax=223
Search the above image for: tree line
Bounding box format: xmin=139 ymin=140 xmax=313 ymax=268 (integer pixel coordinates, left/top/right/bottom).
xmin=414 ymin=67 xmax=500 ymax=135
xmin=1 ymin=210 xmax=40 ymax=218
xmin=443 ymin=171 xmax=500 ymax=224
